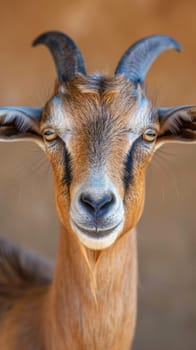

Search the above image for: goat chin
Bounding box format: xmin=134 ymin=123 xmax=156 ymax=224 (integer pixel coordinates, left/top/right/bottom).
xmin=71 ymin=221 xmax=124 ymax=250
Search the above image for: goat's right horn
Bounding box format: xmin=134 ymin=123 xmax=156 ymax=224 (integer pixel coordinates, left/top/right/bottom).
xmin=32 ymin=31 xmax=86 ymax=82
xmin=115 ymin=35 xmax=181 ymax=84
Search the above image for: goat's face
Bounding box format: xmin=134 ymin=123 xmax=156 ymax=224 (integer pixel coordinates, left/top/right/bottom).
xmin=41 ymin=75 xmax=157 ymax=249
xmin=0 ymin=32 xmax=195 ymax=250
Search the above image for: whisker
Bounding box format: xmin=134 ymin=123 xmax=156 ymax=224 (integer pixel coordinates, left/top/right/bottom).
xmin=157 ymin=147 xmax=176 ymax=158
xmin=152 ymin=149 xmax=180 ymax=200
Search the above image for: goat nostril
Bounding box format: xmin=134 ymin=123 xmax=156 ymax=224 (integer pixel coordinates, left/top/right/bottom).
xmin=101 ymin=194 xmax=114 ymax=209
xmin=80 ymin=194 xmax=95 ymax=211
xmin=80 ymin=192 xmax=115 ymax=214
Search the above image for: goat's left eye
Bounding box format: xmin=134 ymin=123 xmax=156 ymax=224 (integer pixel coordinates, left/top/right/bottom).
xmin=43 ymin=128 xmax=58 ymax=142
xmin=142 ymin=128 xmax=157 ymax=142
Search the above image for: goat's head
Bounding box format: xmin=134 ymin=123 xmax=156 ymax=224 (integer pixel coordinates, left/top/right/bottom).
xmin=0 ymin=32 xmax=195 ymax=250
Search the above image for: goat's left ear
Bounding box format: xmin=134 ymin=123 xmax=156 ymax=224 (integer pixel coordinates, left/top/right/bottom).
xmin=0 ymin=107 xmax=43 ymax=147
xmin=156 ymin=105 xmax=196 ymax=149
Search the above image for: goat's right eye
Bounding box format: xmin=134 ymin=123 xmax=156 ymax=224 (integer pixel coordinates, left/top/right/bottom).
xmin=43 ymin=128 xmax=58 ymax=142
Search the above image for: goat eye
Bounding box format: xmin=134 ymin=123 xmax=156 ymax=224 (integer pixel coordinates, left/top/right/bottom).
xmin=43 ymin=128 xmax=58 ymax=142
xmin=142 ymin=128 xmax=157 ymax=142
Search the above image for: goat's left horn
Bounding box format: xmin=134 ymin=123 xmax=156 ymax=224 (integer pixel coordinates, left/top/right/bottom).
xmin=115 ymin=35 xmax=181 ymax=84
xmin=33 ymin=31 xmax=86 ymax=82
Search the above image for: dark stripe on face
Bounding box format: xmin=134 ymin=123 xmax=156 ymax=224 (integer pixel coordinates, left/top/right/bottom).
xmin=124 ymin=138 xmax=139 ymax=191
xmin=62 ymin=145 xmax=72 ymax=187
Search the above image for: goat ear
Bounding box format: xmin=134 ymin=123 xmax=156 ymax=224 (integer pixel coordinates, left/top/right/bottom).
xmin=0 ymin=107 xmax=43 ymax=147
xmin=156 ymin=105 xmax=196 ymax=149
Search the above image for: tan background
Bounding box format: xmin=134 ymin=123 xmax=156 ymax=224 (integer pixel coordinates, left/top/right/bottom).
xmin=0 ymin=0 xmax=195 ymax=349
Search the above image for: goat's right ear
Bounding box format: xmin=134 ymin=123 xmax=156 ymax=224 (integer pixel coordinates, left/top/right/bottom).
xmin=0 ymin=107 xmax=43 ymax=148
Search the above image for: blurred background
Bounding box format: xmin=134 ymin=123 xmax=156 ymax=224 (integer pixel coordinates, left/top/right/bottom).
xmin=0 ymin=0 xmax=195 ymax=349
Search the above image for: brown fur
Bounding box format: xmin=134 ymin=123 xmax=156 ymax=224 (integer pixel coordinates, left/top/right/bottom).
xmin=0 ymin=230 xmax=137 ymax=350
xmin=0 ymin=75 xmax=167 ymax=349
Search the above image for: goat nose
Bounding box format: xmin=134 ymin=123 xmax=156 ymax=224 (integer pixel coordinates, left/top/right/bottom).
xmin=80 ymin=192 xmax=115 ymax=216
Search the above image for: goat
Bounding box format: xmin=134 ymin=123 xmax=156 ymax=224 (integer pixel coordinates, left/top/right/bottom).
xmin=0 ymin=31 xmax=195 ymax=350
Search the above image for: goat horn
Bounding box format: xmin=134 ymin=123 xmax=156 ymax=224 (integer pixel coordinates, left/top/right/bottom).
xmin=115 ymin=35 xmax=181 ymax=84
xmin=32 ymin=31 xmax=86 ymax=81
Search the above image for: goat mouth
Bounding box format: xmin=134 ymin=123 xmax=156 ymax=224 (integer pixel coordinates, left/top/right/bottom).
xmin=72 ymin=221 xmax=122 ymax=238
xmin=70 ymin=219 xmax=124 ymax=250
